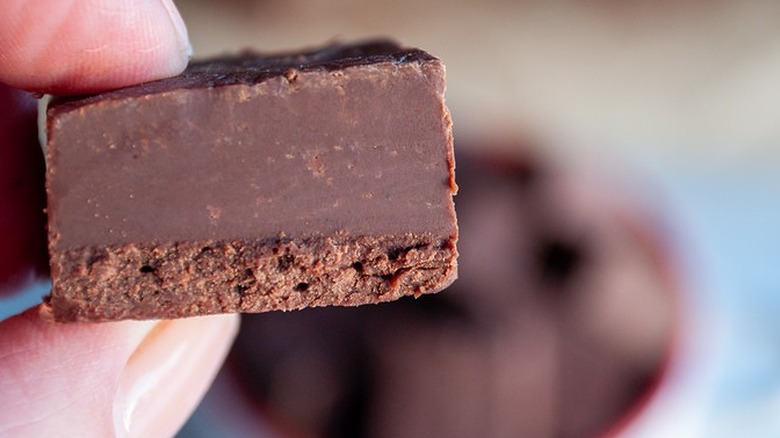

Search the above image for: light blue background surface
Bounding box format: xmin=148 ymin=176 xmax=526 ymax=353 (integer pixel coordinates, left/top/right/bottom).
xmin=625 ymin=153 xmax=780 ymax=437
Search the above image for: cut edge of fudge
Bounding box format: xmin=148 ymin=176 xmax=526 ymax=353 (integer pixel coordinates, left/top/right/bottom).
xmin=42 ymin=39 xmax=458 ymax=322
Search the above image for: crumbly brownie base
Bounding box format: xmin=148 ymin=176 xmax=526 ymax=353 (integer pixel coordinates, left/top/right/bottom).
xmin=43 ymin=233 xmax=457 ymax=322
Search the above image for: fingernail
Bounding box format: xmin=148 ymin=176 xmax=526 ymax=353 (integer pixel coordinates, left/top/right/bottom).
xmin=160 ymin=0 xmax=193 ymax=59
xmin=113 ymin=314 xmax=239 ymax=438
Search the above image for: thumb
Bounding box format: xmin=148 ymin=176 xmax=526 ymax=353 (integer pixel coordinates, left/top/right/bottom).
xmin=0 ymin=0 xmax=191 ymax=94
xmin=0 ymin=309 xmax=239 ymax=437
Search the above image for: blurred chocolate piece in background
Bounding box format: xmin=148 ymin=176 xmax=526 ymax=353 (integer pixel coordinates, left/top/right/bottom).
xmin=181 ymin=141 xmax=676 ymax=438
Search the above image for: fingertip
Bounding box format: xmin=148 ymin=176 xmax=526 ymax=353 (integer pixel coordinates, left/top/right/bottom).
xmin=0 ymin=0 xmax=192 ymax=94
xmin=0 ymin=309 xmax=159 ymax=436
xmin=0 ymin=309 xmax=239 ymax=437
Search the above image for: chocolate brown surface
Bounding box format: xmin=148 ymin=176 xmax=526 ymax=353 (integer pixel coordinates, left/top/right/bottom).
xmin=44 ymin=40 xmax=457 ymax=322
xmin=221 ymin=148 xmax=675 ymax=438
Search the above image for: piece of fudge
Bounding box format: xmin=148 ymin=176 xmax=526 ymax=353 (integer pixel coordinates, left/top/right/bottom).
xmin=43 ymin=40 xmax=458 ymax=322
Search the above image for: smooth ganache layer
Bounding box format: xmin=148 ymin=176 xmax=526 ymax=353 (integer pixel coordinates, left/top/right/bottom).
xmin=43 ymin=40 xmax=458 ymax=322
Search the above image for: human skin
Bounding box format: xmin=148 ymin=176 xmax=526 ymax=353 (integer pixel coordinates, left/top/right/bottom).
xmin=0 ymin=1 xmax=240 ymax=436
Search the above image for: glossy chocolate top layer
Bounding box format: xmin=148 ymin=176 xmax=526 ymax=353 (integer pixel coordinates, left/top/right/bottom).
xmin=46 ymin=40 xmax=456 ymax=248
xmin=50 ymin=40 xmax=437 ymax=111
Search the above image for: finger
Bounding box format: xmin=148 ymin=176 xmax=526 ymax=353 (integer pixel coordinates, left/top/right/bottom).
xmin=0 ymin=85 xmax=48 ymax=295
xmin=0 ymin=309 xmax=239 ymax=437
xmin=0 ymin=0 xmax=191 ymax=94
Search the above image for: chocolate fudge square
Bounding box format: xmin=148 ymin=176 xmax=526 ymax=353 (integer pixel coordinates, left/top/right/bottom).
xmin=43 ymin=40 xmax=458 ymax=322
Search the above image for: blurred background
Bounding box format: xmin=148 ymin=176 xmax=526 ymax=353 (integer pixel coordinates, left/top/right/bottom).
xmin=172 ymin=0 xmax=780 ymax=436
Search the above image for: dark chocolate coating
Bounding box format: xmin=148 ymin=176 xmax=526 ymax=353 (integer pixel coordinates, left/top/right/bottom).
xmin=50 ymin=40 xmax=436 ymax=111
xmin=44 ymin=40 xmax=457 ymax=321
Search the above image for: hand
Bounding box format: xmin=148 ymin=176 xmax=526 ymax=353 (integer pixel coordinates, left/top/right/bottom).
xmin=0 ymin=1 xmax=240 ymax=436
